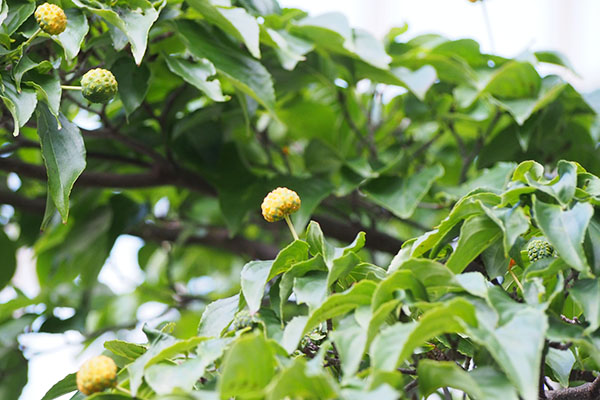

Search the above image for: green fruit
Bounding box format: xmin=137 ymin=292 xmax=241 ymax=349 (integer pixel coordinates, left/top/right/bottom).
xmin=81 ymin=68 xmax=118 ymax=103
xmin=527 ymin=239 xmax=554 ymax=262
xmin=232 ymin=310 xmax=257 ymax=330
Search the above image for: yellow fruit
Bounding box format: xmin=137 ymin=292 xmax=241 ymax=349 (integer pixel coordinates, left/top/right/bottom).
xmin=34 ymin=3 xmax=67 ymax=35
xmin=261 ymin=187 xmax=301 ymax=222
xmin=81 ymin=68 xmax=119 ymax=104
xmin=76 ymin=355 xmax=118 ymax=395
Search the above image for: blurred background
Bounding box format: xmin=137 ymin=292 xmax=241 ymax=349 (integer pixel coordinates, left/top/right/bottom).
xmin=6 ymin=0 xmax=600 ymax=398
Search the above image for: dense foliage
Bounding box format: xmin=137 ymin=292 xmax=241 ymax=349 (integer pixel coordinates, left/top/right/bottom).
xmin=1 ymin=0 xmax=600 ymax=399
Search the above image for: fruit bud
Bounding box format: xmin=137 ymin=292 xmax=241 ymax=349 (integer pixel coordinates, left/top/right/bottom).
xmin=261 ymin=187 xmax=301 ymax=222
xmin=76 ymin=355 xmax=118 ymax=395
xmin=81 ymin=68 xmax=119 ymax=104
xmin=35 ymin=3 xmax=67 ymax=35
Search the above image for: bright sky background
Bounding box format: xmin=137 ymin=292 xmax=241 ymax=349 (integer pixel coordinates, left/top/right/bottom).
xmin=9 ymin=1 xmax=600 ymax=399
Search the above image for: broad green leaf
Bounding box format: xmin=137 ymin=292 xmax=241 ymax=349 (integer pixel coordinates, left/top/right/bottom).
xmin=527 ymin=160 xmax=577 ymax=206
xmin=470 ymin=367 xmax=519 ymax=400
xmin=570 ymin=279 xmax=600 ymax=333
xmin=266 ymin=357 xmax=338 ymax=400
xmin=241 ymin=260 xmax=274 ymax=313
xmin=1 ymin=77 xmax=37 ymax=136
xmin=279 ymin=255 xmax=327 ymax=319
xmin=198 ymin=294 xmax=239 ymax=337
xmin=532 ymin=197 xmax=593 ymax=272
xmin=40 ymin=373 xmax=76 ymax=400
xmin=112 ymin=57 xmax=150 ymax=116
xmin=417 ymin=360 xmax=484 ymax=399
xmin=176 ymin=20 xmax=275 ymax=111
xmin=482 ymin=61 xmax=541 ymax=99
xmin=269 ymin=240 xmax=310 ymax=278
xmin=145 ymin=338 xmax=228 ymax=395
xmin=0 ymin=230 xmax=16 ymax=290
xmin=304 ymin=280 xmax=376 ymax=334
xmin=396 ymin=191 xmax=500 ymax=263
xmin=26 ymin=71 xmax=61 ymax=116
xmin=56 ymin=8 xmax=89 ymax=60
xmin=535 ymin=51 xmax=576 ymax=73
xmin=446 ymin=214 xmax=502 ymax=273
xmin=1 ymin=0 xmax=34 ymax=35
xmin=370 ymin=298 xmax=476 ymax=371
xmin=13 ymin=55 xmax=52 ymax=90
xmin=372 ymin=269 xmax=427 ymax=310
xmin=128 ymin=331 xmax=177 ymax=396
xmin=281 ymin=315 xmax=308 ymax=354
xmin=104 ymin=340 xmax=147 ymax=360
xmin=146 ymin=337 xmax=208 ymax=367
xmin=362 ymin=164 xmax=444 ymax=219
xmin=480 ymin=202 xmax=529 ymax=256
xmin=353 ymin=28 xmax=391 ymax=70
xmin=468 ymin=308 xmax=547 ymax=400
xmin=71 ymin=0 xmax=163 ymax=64
xmin=219 ymin=333 xmax=276 ymax=399
xmin=545 ymin=347 xmax=575 ymax=388
xmin=185 ymin=0 xmax=260 ymax=58
xmin=263 ymin=28 xmax=313 ymax=71
xmin=164 ymin=56 xmax=227 ymax=102
xmin=293 ymin=271 xmax=328 ymax=310
xmin=330 ymin=317 xmax=367 ymax=377
xmin=326 ymin=252 xmax=360 ymax=287
xmin=37 ymin=104 xmax=86 ymax=223
xmin=306 ymin=221 xmax=365 ymax=266
xmin=394 ymin=258 xmax=458 ymax=290
xmin=393 ymin=65 xmax=437 ymax=101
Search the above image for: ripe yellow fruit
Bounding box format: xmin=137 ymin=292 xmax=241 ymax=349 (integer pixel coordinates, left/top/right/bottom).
xmin=76 ymin=355 xmax=118 ymax=395
xmin=261 ymin=187 xmax=301 ymax=222
xmin=34 ymin=3 xmax=67 ymax=35
xmin=81 ymin=68 xmax=119 ymax=104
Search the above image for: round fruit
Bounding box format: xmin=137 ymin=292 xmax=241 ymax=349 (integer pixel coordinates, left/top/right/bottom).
xmin=81 ymin=68 xmax=118 ymax=104
xmin=34 ymin=3 xmax=67 ymax=35
xmin=232 ymin=310 xmax=256 ymax=330
xmin=76 ymin=355 xmax=118 ymax=395
xmin=261 ymin=187 xmax=301 ymax=222
xmin=527 ymin=239 xmax=554 ymax=262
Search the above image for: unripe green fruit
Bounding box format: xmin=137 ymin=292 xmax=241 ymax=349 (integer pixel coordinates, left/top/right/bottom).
xmin=76 ymin=355 xmax=117 ymax=395
xmin=232 ymin=310 xmax=258 ymax=331
xmin=35 ymin=3 xmax=67 ymax=35
xmin=81 ymin=68 xmax=118 ymax=104
xmin=527 ymin=239 xmax=554 ymax=262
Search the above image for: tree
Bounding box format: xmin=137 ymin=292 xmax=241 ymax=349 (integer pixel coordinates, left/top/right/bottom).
xmin=1 ymin=0 xmax=600 ymax=399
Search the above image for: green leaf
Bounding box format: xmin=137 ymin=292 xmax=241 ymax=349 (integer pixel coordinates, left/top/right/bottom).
xmin=241 ymin=260 xmax=274 ymax=313
xmin=198 ymin=294 xmax=240 ymax=337
xmin=370 ymin=298 xmax=476 ymax=371
xmin=266 ymin=357 xmax=338 ymax=400
xmin=417 ymin=360 xmax=484 ymax=399
xmin=263 ymin=28 xmax=313 ymax=71
xmin=112 ymin=57 xmax=150 ymax=116
xmin=56 ymin=8 xmax=89 ymax=60
xmin=40 ymin=373 xmax=76 ymax=400
xmin=372 ymin=269 xmax=427 ymax=311
xmin=269 ymin=240 xmax=310 ymax=278
xmin=446 ymin=214 xmax=502 ymax=273
xmin=145 ymin=338 xmax=229 ymax=395
xmin=185 ymin=0 xmax=260 ymax=58
xmin=71 ymin=0 xmax=163 ymax=64
xmin=570 ymin=279 xmax=600 ymax=333
xmin=36 ymin=104 xmax=87 ymax=223
xmin=0 ymin=230 xmax=16 ymax=290
xmin=330 ymin=317 xmax=367 ymax=377
xmin=175 ymin=20 xmax=275 ymax=111
xmin=1 ymin=77 xmax=37 ymax=136
xmin=304 ymin=280 xmax=376 ymax=334
xmin=1 ymin=0 xmax=34 ymax=35
xmin=362 ymin=164 xmax=444 ymax=219
xmin=527 ymin=160 xmax=577 ymax=206
xmin=532 ymin=197 xmax=593 ymax=272
xmin=535 ymin=51 xmax=576 ymax=73
xmin=26 ymin=71 xmax=61 ymax=116
xmin=128 ymin=331 xmax=177 ymax=396
xmin=104 ymin=340 xmax=147 ymax=360
xmin=306 ymin=221 xmax=365 ymax=266
xmin=393 ymin=65 xmax=437 ymax=101
xmin=480 ymin=202 xmax=530 ymax=256
xmin=470 ymin=367 xmax=519 ymax=400
xmin=482 ymin=61 xmax=541 ymax=99
xmin=164 ymin=56 xmax=227 ymax=102
xmin=219 ymin=333 xmax=276 ymax=399
xmin=353 ymin=28 xmax=392 ymax=70
xmin=545 ymin=347 xmax=575 ymax=388
xmin=468 ymin=308 xmax=547 ymax=400
xmin=293 ymin=271 xmax=328 ymax=309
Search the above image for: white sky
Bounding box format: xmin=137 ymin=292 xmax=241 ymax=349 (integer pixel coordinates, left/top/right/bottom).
xmin=11 ymin=1 xmax=600 ymax=399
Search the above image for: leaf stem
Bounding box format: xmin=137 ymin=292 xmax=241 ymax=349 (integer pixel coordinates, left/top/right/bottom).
xmin=508 ymin=265 xmax=524 ymax=294
xmin=21 ymin=28 xmax=42 ymax=50
xmin=114 ymin=386 xmax=132 ymax=395
xmin=284 ymin=215 xmax=299 ymax=241
xmin=61 ymin=85 xmax=83 ymax=90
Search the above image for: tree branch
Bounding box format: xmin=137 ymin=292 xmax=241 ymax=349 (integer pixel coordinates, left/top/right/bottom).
xmin=544 ymin=375 xmax=600 ymax=400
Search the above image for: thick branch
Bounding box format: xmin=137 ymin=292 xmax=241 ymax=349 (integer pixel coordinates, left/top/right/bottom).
xmin=545 ymin=376 xmax=600 ymax=400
